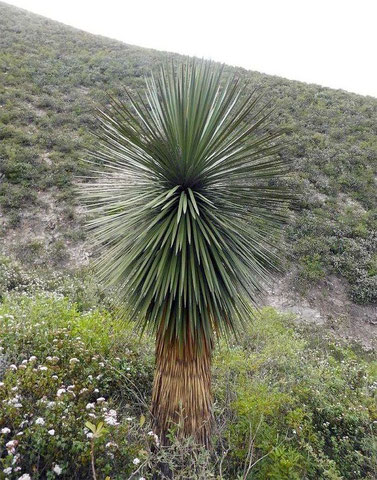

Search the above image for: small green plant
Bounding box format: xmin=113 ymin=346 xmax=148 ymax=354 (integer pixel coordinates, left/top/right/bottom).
xmin=85 ymin=421 xmax=108 ymax=480
xmin=299 ymin=253 xmax=325 ymax=281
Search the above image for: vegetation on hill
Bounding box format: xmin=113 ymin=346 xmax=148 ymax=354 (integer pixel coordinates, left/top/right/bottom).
xmin=0 ymin=286 xmax=376 ymax=479
xmin=0 ymin=2 xmax=376 ymax=306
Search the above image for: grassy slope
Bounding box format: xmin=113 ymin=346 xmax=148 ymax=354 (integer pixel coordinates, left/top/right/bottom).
xmin=0 ymin=2 xmax=376 ymax=309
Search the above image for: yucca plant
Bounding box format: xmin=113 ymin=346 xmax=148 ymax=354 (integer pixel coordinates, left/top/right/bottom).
xmin=82 ymin=60 xmax=289 ymax=447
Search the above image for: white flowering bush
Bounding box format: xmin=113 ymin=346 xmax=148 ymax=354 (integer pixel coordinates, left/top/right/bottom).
xmin=0 ymin=295 xmax=154 ymax=479
xmin=0 ymin=257 xmax=36 ymax=301
xmin=0 ymin=255 xmax=116 ymax=314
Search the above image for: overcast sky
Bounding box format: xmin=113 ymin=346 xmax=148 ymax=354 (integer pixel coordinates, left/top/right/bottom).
xmin=6 ymin=0 xmax=377 ymax=98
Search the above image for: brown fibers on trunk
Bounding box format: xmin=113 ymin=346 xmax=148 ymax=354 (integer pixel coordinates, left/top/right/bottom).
xmin=151 ymin=328 xmax=212 ymax=447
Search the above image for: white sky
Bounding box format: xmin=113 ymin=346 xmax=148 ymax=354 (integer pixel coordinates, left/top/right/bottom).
xmin=5 ymin=0 xmax=377 ymax=98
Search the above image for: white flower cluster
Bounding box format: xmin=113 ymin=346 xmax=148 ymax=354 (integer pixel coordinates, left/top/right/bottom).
xmin=5 ymin=394 xmax=22 ymax=408
xmin=104 ymin=409 xmax=119 ymax=426
xmin=53 ymin=464 xmax=62 ymax=475
xmin=6 ymin=439 xmax=18 ymax=454
xmin=105 ymin=441 xmax=118 ymax=449
xmin=147 ymin=430 xmax=160 ymax=447
xmin=56 ymin=388 xmax=66 ymax=397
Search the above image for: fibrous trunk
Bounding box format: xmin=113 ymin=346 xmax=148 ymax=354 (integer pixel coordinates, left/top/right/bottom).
xmin=151 ymin=329 xmax=212 ymax=447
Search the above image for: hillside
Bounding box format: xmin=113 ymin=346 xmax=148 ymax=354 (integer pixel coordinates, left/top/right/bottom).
xmin=0 ymin=4 xmax=377 ymax=479
xmin=0 ymin=1 xmax=376 ymax=342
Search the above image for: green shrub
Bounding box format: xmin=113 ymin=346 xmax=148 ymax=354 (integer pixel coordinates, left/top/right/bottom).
xmin=299 ymin=253 xmax=326 ymax=281
xmin=0 ymin=257 xmax=34 ymax=300
xmin=0 ymin=295 xmax=154 ymax=479
xmin=213 ymin=309 xmax=377 ymax=479
xmin=0 ymin=183 xmax=38 ymax=211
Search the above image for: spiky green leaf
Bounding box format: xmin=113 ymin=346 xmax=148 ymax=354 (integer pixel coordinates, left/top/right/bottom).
xmin=80 ymin=60 xmax=291 ymax=350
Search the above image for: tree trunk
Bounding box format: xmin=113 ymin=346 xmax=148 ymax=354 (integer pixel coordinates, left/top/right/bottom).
xmin=151 ymin=329 xmax=212 ymax=447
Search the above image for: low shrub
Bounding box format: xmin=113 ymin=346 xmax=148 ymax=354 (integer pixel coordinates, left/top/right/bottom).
xmin=213 ymin=309 xmax=377 ymax=479
xmin=0 ymin=295 xmax=154 ymax=479
xmin=0 ymin=294 xmax=376 ymax=479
